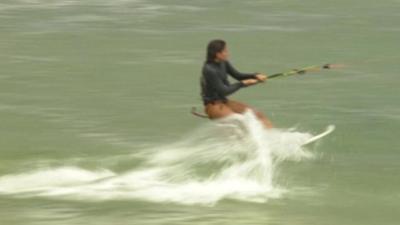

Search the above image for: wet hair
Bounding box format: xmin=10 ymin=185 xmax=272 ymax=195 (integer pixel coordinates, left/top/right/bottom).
xmin=206 ymin=39 xmax=226 ymax=63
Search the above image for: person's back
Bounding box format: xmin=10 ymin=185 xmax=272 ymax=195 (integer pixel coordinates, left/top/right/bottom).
xmin=201 ymin=60 xmax=248 ymax=105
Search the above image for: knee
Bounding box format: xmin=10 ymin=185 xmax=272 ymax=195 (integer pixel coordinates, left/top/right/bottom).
xmin=227 ymin=100 xmax=248 ymax=114
xmin=253 ymin=110 xmax=264 ymax=118
xmin=205 ymin=104 xmax=234 ymax=119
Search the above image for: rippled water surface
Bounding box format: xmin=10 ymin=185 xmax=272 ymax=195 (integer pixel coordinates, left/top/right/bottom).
xmin=0 ymin=0 xmax=399 ymax=224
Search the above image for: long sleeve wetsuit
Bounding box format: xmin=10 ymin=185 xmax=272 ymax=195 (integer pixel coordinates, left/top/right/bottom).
xmin=200 ymin=60 xmax=257 ymax=105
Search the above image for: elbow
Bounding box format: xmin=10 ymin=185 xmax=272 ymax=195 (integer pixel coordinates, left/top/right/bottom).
xmin=217 ymin=89 xmax=230 ymax=96
xmin=221 ymin=87 xmax=238 ymax=96
xmin=216 ymin=87 xmax=233 ymax=96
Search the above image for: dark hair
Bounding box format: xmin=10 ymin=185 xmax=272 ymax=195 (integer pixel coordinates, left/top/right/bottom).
xmin=206 ymin=39 xmax=226 ymax=63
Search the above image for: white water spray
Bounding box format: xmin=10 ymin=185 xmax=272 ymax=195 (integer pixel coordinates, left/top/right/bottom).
xmin=0 ymin=110 xmax=322 ymax=205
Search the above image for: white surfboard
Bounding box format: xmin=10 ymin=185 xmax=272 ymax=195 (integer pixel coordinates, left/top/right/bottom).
xmin=302 ymin=125 xmax=335 ymax=146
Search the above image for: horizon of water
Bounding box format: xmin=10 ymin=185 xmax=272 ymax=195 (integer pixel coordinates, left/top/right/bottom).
xmin=0 ymin=0 xmax=399 ymax=224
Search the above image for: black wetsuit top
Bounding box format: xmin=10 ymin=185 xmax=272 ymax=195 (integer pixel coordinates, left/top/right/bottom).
xmin=200 ymin=60 xmax=257 ymax=105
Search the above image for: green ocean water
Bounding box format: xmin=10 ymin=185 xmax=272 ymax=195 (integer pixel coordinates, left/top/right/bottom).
xmin=0 ymin=0 xmax=399 ymax=224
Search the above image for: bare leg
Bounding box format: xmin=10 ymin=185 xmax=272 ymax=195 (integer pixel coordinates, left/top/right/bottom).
xmin=226 ymin=99 xmax=273 ymax=129
xmin=204 ymin=101 xmax=246 ymax=138
xmin=252 ymin=110 xmax=273 ymax=129
xmin=204 ymin=101 xmax=235 ymax=119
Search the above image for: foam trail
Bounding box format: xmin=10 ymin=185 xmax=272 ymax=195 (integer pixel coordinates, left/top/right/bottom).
xmin=0 ymin=110 xmax=317 ymax=205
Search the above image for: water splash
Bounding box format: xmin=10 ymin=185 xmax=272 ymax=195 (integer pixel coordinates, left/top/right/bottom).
xmin=0 ymin=110 xmax=319 ymax=205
